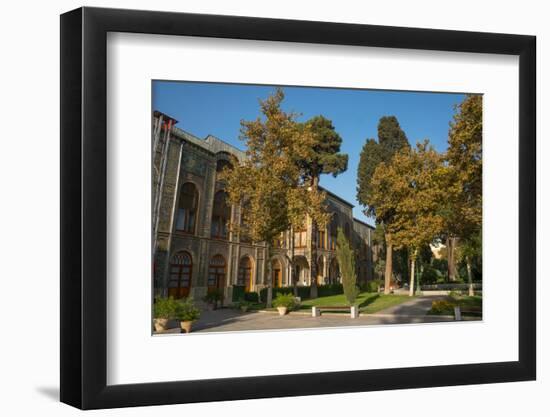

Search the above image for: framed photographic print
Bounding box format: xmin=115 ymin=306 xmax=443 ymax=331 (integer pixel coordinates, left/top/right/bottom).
xmin=60 ymin=6 xmax=536 ymax=410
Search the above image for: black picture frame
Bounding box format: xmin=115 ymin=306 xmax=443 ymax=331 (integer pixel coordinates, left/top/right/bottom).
xmin=60 ymin=6 xmax=536 ymax=410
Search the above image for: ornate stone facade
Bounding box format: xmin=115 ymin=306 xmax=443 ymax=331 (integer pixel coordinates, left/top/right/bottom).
xmin=152 ymin=111 xmax=374 ymax=302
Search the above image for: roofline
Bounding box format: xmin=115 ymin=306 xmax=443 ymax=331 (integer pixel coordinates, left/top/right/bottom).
xmin=205 ymin=134 xmax=247 ymax=154
xmin=153 ymin=110 xmax=178 ymax=124
xmin=153 ymin=111 xmax=361 ymax=212
xmin=353 ymin=217 xmax=375 ymax=229
xmin=319 ymin=186 xmax=354 ymax=208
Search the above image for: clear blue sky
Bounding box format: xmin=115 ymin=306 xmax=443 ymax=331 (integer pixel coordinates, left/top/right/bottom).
xmin=153 ymin=81 xmax=465 ymax=225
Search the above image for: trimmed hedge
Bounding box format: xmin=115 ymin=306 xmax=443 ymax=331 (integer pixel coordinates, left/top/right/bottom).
xmin=244 ymin=291 xmax=259 ymax=303
xmin=259 ymin=284 xmax=344 ymax=301
xmin=232 ymin=285 xmax=245 ymax=302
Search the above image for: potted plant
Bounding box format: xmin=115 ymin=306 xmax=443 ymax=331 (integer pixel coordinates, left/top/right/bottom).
xmin=202 ymin=288 xmax=224 ymax=310
xmin=175 ymin=298 xmax=201 ymax=333
xmin=272 ymin=293 xmax=296 ymax=316
xmin=237 ymin=298 xmax=252 ymax=313
xmin=153 ymin=296 xmax=178 ymax=332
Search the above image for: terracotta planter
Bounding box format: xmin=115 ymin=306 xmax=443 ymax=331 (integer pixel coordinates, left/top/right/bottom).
xmin=180 ymin=320 xmax=193 ymax=333
xmin=153 ymin=318 xmax=169 ymax=332
xmin=277 ymin=306 xmax=288 ymax=316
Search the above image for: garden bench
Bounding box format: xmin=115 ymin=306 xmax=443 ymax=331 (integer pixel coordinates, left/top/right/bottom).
xmin=312 ymin=305 xmax=359 ymax=319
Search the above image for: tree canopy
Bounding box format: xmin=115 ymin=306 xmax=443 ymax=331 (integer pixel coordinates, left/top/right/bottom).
xmin=370 ymin=141 xmax=446 ymax=255
xmin=357 ymin=116 xmax=410 ymax=218
xmin=443 ymin=94 xmax=483 ymax=239
xmin=297 ymin=115 xmax=348 ymax=182
xmin=221 ymin=88 xmax=331 ymax=243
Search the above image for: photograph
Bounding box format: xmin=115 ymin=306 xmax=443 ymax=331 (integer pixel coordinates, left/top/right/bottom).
xmin=151 ymin=81 xmax=483 ymax=334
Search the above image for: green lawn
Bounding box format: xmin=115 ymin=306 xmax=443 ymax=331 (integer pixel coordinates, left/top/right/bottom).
xmin=299 ymin=292 xmax=412 ymax=314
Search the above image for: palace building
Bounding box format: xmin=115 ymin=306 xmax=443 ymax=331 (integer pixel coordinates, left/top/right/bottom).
xmin=152 ymin=111 xmax=375 ymax=302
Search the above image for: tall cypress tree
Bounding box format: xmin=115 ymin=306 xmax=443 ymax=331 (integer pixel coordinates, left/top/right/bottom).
xmin=356 ymin=116 xmax=409 ymax=294
xmin=336 ymin=227 xmax=359 ymax=305
xmin=297 ymin=115 xmax=348 ymax=298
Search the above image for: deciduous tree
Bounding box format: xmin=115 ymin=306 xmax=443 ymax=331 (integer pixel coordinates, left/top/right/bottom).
xmin=221 ymin=89 xmax=330 ymax=304
xmin=370 ymin=141 xmax=446 ymax=296
xmin=297 ymin=115 xmax=348 ymax=297
xmin=442 ymin=94 xmax=483 ymax=281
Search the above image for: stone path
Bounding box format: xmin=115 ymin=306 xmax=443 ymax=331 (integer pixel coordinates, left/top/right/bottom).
xmin=155 ymin=295 xmax=480 ymax=335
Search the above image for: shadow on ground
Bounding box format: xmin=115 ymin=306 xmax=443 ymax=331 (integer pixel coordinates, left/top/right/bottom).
xmin=35 ymin=386 xmax=59 ymax=401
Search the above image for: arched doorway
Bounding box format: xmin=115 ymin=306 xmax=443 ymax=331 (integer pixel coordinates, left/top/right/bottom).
xmin=168 ymin=251 xmax=192 ymax=298
xmin=211 ymin=190 xmax=230 ymax=239
xmin=316 ymin=256 xmax=325 ymax=285
xmin=237 ymin=256 xmax=254 ymax=292
xmin=271 ymin=258 xmax=283 ymax=288
xmin=293 ymin=256 xmax=310 ymax=286
xmin=175 ymin=183 xmax=198 ymax=234
xmin=208 ymin=255 xmax=226 ymax=292
xmin=329 ymin=257 xmax=340 ymax=283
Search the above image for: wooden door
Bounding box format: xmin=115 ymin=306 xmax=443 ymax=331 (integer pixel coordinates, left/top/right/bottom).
xmin=208 ymin=255 xmax=226 ymax=292
xmin=168 ymin=251 xmax=192 ymax=298
xmin=273 ymin=269 xmax=282 ymax=288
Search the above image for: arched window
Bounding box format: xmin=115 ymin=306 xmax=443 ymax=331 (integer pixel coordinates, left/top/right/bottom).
xmin=293 ymin=220 xmax=307 ymax=248
xmin=208 ymin=255 xmax=226 ymax=291
xmin=168 ymin=251 xmax=192 ymax=298
xmin=237 ymin=256 xmax=253 ymax=291
xmin=176 ymin=183 xmax=198 ymax=233
xmin=272 ymin=232 xmax=284 ymax=248
xmin=211 ymin=190 xmax=230 ymax=239
xmin=329 ymin=258 xmax=340 ymax=284
xmin=216 ymin=159 xmax=232 ymax=173
xmin=329 ymin=213 xmax=339 ymax=250
xmin=317 ymin=227 xmax=327 ymax=249
xmin=344 ymin=222 xmax=351 ymax=240
xmin=240 ymin=201 xmax=252 ymax=243
xmin=271 ymin=259 xmax=283 ymax=288
xmin=317 ymin=256 xmax=325 ymax=285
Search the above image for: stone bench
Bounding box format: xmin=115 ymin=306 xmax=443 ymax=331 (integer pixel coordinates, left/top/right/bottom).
xmin=312 ymin=305 xmax=359 ymax=319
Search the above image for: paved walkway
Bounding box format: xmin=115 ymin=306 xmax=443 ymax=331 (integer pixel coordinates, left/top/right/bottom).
xmin=156 ymin=295 xmax=479 ymax=334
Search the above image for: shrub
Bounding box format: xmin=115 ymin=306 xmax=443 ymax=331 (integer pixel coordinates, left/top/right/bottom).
xmin=153 ymin=296 xmax=179 ymax=319
xmin=232 ymin=285 xmax=245 ymax=302
xmin=317 ymin=283 xmax=343 ymax=297
xmin=432 ymin=258 xmax=448 ymax=275
xmin=259 ymin=284 xmax=343 ymax=301
xmin=364 ymin=279 xmax=381 ymax=293
xmin=203 ymin=288 xmax=224 ymax=304
xmin=429 ymin=300 xmax=456 ymax=315
xmin=272 ymin=293 xmax=296 ymax=309
xmin=420 ymin=266 xmax=439 ymax=285
xmin=243 ymin=291 xmax=259 ymax=303
xmin=259 ymin=286 xmax=293 ymax=302
xmin=235 ymin=298 xmax=253 ymax=309
xmin=448 ymin=289 xmax=463 ymax=299
xmin=174 ymin=298 xmax=201 ymax=322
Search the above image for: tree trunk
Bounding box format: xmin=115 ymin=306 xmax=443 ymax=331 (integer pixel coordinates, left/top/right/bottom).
xmin=309 ymin=175 xmax=319 ymax=299
xmin=310 ymin=221 xmax=318 ymax=299
xmin=447 ymin=237 xmax=458 ymax=282
xmin=466 ymin=256 xmax=474 ymax=297
xmin=384 ymin=232 xmax=393 ymax=294
xmin=409 ymin=255 xmax=416 ymax=297
xmin=266 ymin=244 xmax=273 ymax=308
